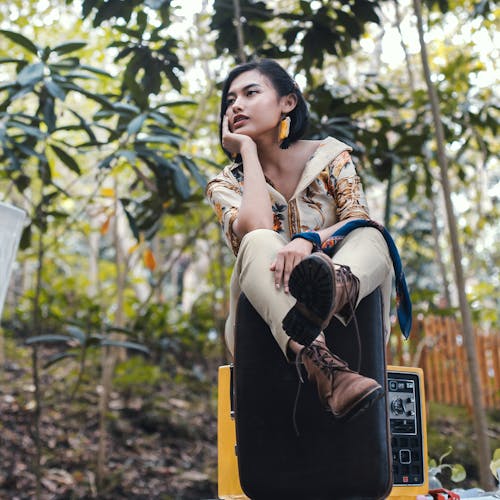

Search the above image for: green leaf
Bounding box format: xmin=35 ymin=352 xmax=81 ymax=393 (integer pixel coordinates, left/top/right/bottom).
xmin=408 ymin=173 xmax=417 ymax=200
xmin=0 ymin=81 xmax=16 ymax=92
xmin=283 ymin=26 xmax=302 ymax=46
xmin=116 ymin=149 xmax=137 ymax=163
xmin=121 ymin=202 xmax=140 ymax=240
xmin=13 ymin=174 xmax=30 ymax=192
xmin=162 ymin=64 xmax=181 ymax=92
xmin=127 ymin=114 xmax=146 ymax=136
xmin=45 ymin=79 xmax=66 ymax=101
xmin=50 ymin=144 xmax=81 ymax=174
xmin=63 ymin=82 xmax=115 ymax=108
xmin=51 ymin=41 xmax=87 ymax=55
xmin=11 ymin=122 xmax=45 ymax=139
xmin=42 ymin=95 xmax=56 ymax=132
xmin=19 ymin=224 xmax=31 ymax=249
xmin=64 ymin=72 xmax=94 ymax=81
xmin=79 ymin=64 xmax=112 ymax=77
xmin=173 ymin=167 xmax=191 ymax=200
xmin=25 ymin=334 xmax=73 ymax=345
xmin=45 ymin=210 xmax=68 ymax=219
xmin=124 ymin=59 xmax=149 ymax=108
xmin=136 ymin=10 xmax=147 ymax=35
xmin=66 ymin=325 xmax=86 ymax=343
xmin=17 ymin=62 xmax=45 ymax=86
xmin=98 ymin=154 xmax=114 ymax=169
xmin=44 ymin=352 xmax=77 ymax=369
xmin=0 ymin=30 xmax=39 ymax=55
xmin=101 ymin=339 xmax=150 ymax=354
xmin=113 ymin=102 xmax=141 ymax=114
xmin=67 ymin=109 xmax=97 ymax=143
xmin=181 ymin=156 xmax=206 ymax=189
xmin=300 ymin=0 xmax=313 ymax=16
xmin=352 ymin=0 xmax=380 ymax=24
xmin=491 ymin=448 xmax=500 ymax=479
xmin=0 ymin=57 xmax=24 ymax=64
xmin=105 ymin=325 xmax=136 ymax=335
xmin=87 ymin=334 xmax=104 ymax=346
xmin=153 ymin=100 xmax=196 ymax=109
xmin=136 ymin=134 xmax=181 ymax=145
xmin=450 ymin=463 xmax=466 ymax=483
xmin=82 ymin=0 xmax=98 ymax=19
xmin=9 ymin=86 xmax=36 ymax=102
xmin=48 ymin=57 xmax=79 ymax=70
xmin=16 ymin=143 xmax=44 ymax=161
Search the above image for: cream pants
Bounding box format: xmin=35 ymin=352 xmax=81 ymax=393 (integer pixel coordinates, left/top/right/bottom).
xmin=225 ymin=228 xmax=394 ymax=359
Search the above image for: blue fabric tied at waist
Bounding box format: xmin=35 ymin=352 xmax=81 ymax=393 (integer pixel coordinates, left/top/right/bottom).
xmin=321 ymin=219 xmax=412 ymax=339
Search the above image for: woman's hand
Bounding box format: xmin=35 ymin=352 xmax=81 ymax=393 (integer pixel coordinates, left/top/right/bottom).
xmin=270 ymin=238 xmax=314 ymax=293
xmin=222 ymin=115 xmax=255 ymax=158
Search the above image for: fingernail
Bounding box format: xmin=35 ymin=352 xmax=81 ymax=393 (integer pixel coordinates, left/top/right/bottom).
xmin=275 ymin=283 xmax=280 ymax=289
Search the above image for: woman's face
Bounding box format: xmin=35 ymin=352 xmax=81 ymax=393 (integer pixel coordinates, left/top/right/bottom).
xmin=225 ymin=69 xmax=290 ymax=141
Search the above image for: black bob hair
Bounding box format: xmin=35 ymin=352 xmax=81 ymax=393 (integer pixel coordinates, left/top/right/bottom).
xmin=219 ymin=59 xmax=309 ymax=161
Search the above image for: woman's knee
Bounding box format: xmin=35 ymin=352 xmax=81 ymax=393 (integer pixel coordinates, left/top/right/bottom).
xmin=239 ymin=228 xmax=285 ymax=253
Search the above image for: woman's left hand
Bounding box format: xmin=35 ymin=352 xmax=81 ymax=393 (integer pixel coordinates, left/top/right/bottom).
xmin=270 ymin=238 xmax=314 ymax=293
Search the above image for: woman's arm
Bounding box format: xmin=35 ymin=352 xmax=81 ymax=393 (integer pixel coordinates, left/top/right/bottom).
xmin=221 ymin=116 xmax=274 ymax=238
xmin=316 ymin=157 xmax=370 ymax=244
xmin=271 ymin=156 xmax=371 ymax=293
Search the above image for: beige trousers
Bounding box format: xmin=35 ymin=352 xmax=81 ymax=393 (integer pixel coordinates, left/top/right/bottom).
xmin=225 ymin=227 xmax=394 ymax=358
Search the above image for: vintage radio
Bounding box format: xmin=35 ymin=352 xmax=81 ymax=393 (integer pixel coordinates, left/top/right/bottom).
xmin=387 ymin=365 xmax=428 ymax=499
xmin=218 ymin=291 xmax=428 ymax=499
xmin=218 ymin=364 xmax=428 ymax=500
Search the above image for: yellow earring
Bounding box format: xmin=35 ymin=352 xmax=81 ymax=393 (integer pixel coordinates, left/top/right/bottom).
xmin=279 ymin=116 xmax=291 ymax=141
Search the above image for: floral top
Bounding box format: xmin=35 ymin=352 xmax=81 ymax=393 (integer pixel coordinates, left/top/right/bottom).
xmin=205 ymin=136 xmax=370 ymax=255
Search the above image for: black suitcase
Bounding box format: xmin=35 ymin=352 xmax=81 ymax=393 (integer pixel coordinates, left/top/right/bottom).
xmin=233 ymin=289 xmax=392 ymax=500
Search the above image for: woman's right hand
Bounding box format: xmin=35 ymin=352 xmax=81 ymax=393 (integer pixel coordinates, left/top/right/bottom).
xmin=222 ymin=115 xmax=255 ymax=158
xmin=270 ymin=238 xmax=315 ymax=293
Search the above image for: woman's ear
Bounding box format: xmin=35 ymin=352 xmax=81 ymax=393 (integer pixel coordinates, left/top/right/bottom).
xmin=281 ymin=92 xmax=298 ymax=113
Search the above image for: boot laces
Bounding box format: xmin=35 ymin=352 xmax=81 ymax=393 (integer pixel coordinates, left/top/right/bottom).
xmin=292 ymin=341 xmax=352 ymax=436
xmin=332 ymin=263 xmax=362 ymax=374
xmin=291 ymin=262 xmax=363 ymax=435
xmin=303 ymin=342 xmax=351 ymax=377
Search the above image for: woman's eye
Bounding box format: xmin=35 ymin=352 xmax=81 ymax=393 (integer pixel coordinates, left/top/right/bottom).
xmin=247 ymin=90 xmax=257 ymax=96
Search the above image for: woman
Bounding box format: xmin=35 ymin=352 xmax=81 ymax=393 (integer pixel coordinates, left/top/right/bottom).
xmin=206 ymin=59 xmax=409 ymax=422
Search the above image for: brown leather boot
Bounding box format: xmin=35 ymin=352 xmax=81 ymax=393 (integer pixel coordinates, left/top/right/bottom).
xmin=283 ymin=252 xmax=360 ymax=346
xmin=300 ymin=338 xmax=383 ymax=421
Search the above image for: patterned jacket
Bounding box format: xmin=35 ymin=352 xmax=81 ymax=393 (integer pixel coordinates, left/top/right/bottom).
xmin=205 ymin=136 xmax=370 ymax=255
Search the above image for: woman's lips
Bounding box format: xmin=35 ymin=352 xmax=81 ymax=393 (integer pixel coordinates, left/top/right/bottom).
xmin=233 ymin=116 xmax=248 ymax=129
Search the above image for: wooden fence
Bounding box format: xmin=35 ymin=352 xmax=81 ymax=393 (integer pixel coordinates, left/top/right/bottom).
xmin=387 ymin=315 xmax=500 ymax=410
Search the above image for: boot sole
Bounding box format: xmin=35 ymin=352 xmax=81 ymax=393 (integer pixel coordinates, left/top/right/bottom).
xmin=331 ymin=385 xmax=385 ymax=422
xmin=282 ymin=253 xmax=337 ymax=345
xmin=284 ymin=253 xmax=336 ymax=329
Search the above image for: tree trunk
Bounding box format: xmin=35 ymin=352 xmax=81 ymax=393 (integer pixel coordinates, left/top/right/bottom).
xmin=429 ymin=188 xmax=452 ymax=307
xmin=394 ymin=1 xmax=452 ymax=306
xmin=97 ymin=182 xmax=128 ymax=490
xmin=31 ymin=229 xmax=45 ymax=500
xmin=412 ymin=0 xmax=493 ymax=489
xmin=394 ymin=0 xmax=416 ymax=91
xmin=232 ymin=0 xmax=246 ymax=62
xmin=217 ymin=230 xmax=230 ymax=364
xmin=384 ymin=165 xmax=393 ymax=230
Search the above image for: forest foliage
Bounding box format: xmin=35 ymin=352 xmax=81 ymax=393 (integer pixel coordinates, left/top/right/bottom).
xmin=0 ymin=0 xmax=498 ymax=497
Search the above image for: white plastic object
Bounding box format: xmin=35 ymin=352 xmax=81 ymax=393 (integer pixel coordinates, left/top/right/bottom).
xmin=0 ymin=202 xmax=27 ymax=320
